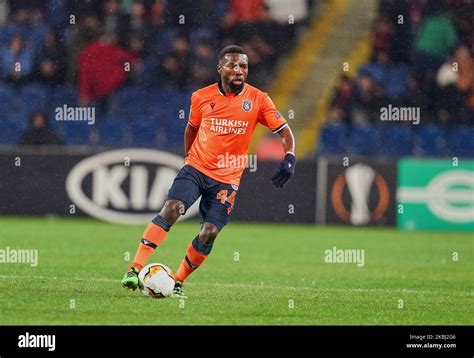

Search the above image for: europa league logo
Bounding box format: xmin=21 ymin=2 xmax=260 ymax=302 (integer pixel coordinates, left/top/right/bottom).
xmin=331 ymin=164 xmax=390 ymax=225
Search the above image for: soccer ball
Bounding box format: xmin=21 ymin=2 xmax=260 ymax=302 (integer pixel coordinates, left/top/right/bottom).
xmin=138 ymin=263 xmax=175 ymax=298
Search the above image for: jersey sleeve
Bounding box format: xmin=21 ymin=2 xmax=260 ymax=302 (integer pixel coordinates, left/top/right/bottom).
xmin=257 ymin=93 xmax=288 ymax=133
xmin=188 ymin=92 xmax=202 ymax=128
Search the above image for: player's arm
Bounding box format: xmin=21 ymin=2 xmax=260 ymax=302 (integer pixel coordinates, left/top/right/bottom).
xmin=277 ymin=125 xmax=295 ymax=155
xmin=258 ymin=94 xmax=296 ymax=188
xmin=271 ymin=126 xmax=296 ymax=188
xmin=184 ymin=123 xmax=199 ymax=158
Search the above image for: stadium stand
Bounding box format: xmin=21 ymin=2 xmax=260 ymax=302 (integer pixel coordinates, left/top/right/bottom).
xmin=317 ymin=0 xmax=474 ymax=158
xmin=0 ymin=0 xmax=313 ymax=152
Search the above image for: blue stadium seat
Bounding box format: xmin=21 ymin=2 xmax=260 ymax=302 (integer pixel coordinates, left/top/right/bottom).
xmin=49 ymin=86 xmax=78 ymax=128
xmin=449 ymin=126 xmax=474 ymax=158
xmin=379 ymin=125 xmax=413 ymax=157
xmin=51 ymin=86 xmax=78 ymax=107
xmin=189 ymin=27 xmax=213 ymax=48
xmin=210 ymin=0 xmax=229 ymax=28
xmin=48 ymin=86 xmax=78 ymax=130
xmin=117 ymin=87 xmax=148 ymax=118
xmin=0 ymin=24 xmax=29 ymax=47
xmin=19 ymin=84 xmax=51 ymax=116
xmin=152 ymin=28 xmax=179 ymax=55
xmin=130 ymin=116 xmax=158 ymax=148
xmin=62 ymin=121 xmax=93 ymax=145
xmin=147 ymin=89 xmax=169 ymax=113
xmin=413 ymin=124 xmax=447 ymax=156
xmin=0 ymin=84 xmax=14 ymax=114
xmin=318 ymin=122 xmax=349 ymax=155
xmin=178 ymin=89 xmax=192 ymax=110
xmin=97 ymin=116 xmax=126 ymax=147
xmin=148 ymin=88 xmax=187 ymax=113
xmin=0 ymin=119 xmax=22 ymax=144
xmin=348 ymin=125 xmax=380 ymax=155
xmin=0 ymin=27 xmax=9 ymax=48
xmin=165 ymin=114 xmax=187 ymax=151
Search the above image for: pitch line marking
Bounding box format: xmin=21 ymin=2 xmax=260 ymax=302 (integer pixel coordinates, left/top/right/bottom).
xmin=0 ymin=274 xmax=472 ymax=296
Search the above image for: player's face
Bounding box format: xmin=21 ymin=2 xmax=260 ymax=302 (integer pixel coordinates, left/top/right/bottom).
xmin=218 ymin=53 xmax=249 ymax=92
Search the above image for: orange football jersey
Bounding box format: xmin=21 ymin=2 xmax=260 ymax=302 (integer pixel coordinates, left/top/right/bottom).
xmin=185 ymin=81 xmax=287 ymax=186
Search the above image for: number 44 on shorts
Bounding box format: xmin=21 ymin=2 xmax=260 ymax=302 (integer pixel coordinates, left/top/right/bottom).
xmin=216 ymin=190 xmax=236 ymax=214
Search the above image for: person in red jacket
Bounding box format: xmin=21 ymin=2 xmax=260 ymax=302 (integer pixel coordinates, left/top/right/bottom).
xmin=77 ymin=32 xmax=138 ymax=106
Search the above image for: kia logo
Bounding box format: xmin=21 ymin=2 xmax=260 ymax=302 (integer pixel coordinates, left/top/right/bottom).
xmin=66 ymin=149 xmax=200 ymax=224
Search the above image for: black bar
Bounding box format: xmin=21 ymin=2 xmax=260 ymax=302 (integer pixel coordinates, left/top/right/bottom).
xmin=0 ymin=326 xmax=472 ymax=355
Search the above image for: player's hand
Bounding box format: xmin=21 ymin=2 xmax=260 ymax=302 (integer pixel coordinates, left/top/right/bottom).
xmin=271 ymin=153 xmax=296 ymax=188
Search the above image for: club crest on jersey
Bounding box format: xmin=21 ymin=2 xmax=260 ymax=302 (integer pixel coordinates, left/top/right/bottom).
xmin=242 ymin=100 xmax=252 ymax=112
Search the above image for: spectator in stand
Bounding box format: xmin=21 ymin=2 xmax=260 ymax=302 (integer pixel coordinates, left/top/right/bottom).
xmin=0 ymin=0 xmax=8 ymax=26
xmin=371 ymin=16 xmax=394 ymax=60
xmin=436 ymin=45 xmax=474 ymax=125
xmin=4 ymin=7 xmax=29 ymax=38
xmin=19 ymin=112 xmax=63 ymax=145
xmin=228 ymin=0 xmax=266 ymax=24
xmin=66 ymin=12 xmax=101 ymax=83
xmin=351 ymin=73 xmax=386 ymax=126
xmin=454 ymin=45 xmax=474 ymax=124
xmin=77 ymin=31 xmax=138 ymax=107
xmin=191 ymin=41 xmax=215 ymax=89
xmin=326 ymin=105 xmax=347 ymax=125
xmin=265 ymin=0 xmax=308 ymax=26
xmin=401 ymin=74 xmax=430 ymax=123
xmin=149 ymin=0 xmax=165 ymax=30
xmin=219 ymin=1 xmax=280 ymax=88
xmin=101 ymin=0 xmax=129 ymax=46
xmin=219 ymin=0 xmax=266 ymax=44
xmin=125 ymin=0 xmax=149 ymax=49
xmin=0 ymin=34 xmax=34 ymax=84
xmin=43 ymin=0 xmax=71 ymax=33
xmin=330 ymin=74 xmax=354 ymax=125
xmin=377 ymin=1 xmax=412 ymax=63
xmin=265 ymin=0 xmax=307 ymax=51
xmin=239 ymin=41 xmax=266 ymax=87
xmin=160 ymin=35 xmax=191 ymax=89
xmin=414 ymin=3 xmax=458 ymax=71
xmin=7 ymin=0 xmax=42 ymax=13
xmin=164 ymin=0 xmax=213 ymax=30
xmin=358 ymin=50 xmax=410 ymax=103
xmin=33 ymin=30 xmax=66 ymax=85
xmin=454 ymin=7 xmax=474 ymax=54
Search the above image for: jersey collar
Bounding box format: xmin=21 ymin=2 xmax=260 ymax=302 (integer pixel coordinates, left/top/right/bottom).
xmin=217 ymin=80 xmax=245 ymax=97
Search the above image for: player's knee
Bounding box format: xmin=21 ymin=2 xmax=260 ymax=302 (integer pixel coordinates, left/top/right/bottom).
xmin=199 ymin=223 xmax=219 ymax=245
xmin=159 ymin=199 xmax=186 ymax=224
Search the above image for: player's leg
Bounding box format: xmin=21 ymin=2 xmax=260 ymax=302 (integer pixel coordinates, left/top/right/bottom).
xmin=172 ymin=222 xmax=219 ymax=297
xmin=122 ymin=166 xmax=201 ymax=290
xmin=121 ymin=199 xmax=185 ymax=290
xmin=172 ymin=180 xmax=237 ymax=297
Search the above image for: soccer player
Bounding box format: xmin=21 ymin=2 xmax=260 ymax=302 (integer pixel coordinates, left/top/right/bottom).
xmin=121 ymin=45 xmax=296 ymax=297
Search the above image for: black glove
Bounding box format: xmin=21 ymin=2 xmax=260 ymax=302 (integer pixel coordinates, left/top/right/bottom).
xmin=271 ymin=153 xmax=296 ymax=188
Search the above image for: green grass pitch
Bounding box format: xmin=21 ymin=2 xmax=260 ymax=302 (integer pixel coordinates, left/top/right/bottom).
xmin=0 ymin=217 xmax=472 ymax=325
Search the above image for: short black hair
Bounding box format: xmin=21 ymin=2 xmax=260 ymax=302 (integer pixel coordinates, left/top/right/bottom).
xmin=218 ymin=45 xmax=247 ymax=61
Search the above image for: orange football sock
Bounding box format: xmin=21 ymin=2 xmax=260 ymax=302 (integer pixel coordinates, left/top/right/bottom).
xmin=130 ymin=222 xmax=169 ymax=271
xmin=174 ymin=243 xmax=208 ymax=283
